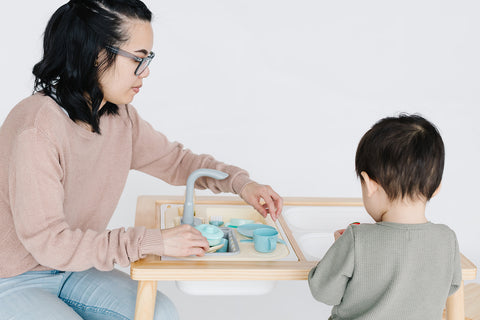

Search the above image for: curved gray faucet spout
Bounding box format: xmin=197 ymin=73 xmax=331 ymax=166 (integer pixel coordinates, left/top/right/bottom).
xmin=181 ymin=169 xmax=229 ymax=226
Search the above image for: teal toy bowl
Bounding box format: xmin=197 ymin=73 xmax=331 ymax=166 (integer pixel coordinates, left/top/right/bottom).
xmin=209 ymin=220 xmax=224 ymax=227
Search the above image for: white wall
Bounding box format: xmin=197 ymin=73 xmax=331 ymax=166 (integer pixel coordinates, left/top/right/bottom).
xmin=2 ymin=1 xmax=479 ymax=318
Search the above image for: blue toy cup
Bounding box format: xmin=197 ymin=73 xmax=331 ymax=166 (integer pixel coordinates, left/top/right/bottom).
xmin=253 ymin=228 xmax=278 ymax=253
xmin=216 ymin=238 xmax=229 ymax=252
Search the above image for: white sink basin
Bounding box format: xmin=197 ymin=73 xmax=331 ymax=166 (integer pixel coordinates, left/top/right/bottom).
xmin=176 ymin=280 xmax=277 ymax=296
xmin=283 ymin=206 xmax=371 ymax=233
xmin=297 ymin=233 xmax=334 ymax=261
xmin=283 ymin=206 xmax=373 ymax=261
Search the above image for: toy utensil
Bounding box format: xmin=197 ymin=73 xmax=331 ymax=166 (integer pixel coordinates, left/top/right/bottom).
xmin=205 ymin=243 xmax=224 ymax=253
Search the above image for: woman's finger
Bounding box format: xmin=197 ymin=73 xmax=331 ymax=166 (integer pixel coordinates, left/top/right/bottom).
xmin=252 ymin=199 xmax=268 ymax=217
xmin=262 ymin=194 xmax=277 ymax=221
xmin=273 ymin=195 xmax=284 ymax=219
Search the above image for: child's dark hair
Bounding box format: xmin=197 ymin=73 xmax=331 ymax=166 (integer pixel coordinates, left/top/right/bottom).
xmin=355 ymin=114 xmax=444 ymax=201
xmin=32 ymin=0 xmax=152 ymax=134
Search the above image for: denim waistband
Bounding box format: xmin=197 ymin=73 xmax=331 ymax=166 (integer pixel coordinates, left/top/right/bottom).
xmin=22 ymin=269 xmax=65 ymax=275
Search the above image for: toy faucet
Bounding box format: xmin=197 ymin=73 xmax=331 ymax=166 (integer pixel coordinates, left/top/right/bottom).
xmin=181 ymin=169 xmax=229 ymax=226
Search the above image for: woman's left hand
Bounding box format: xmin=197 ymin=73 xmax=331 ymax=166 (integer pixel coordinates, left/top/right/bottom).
xmin=240 ymin=182 xmax=283 ymax=221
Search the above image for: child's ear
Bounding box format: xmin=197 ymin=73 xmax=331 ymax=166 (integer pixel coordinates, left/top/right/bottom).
xmin=360 ymin=171 xmax=379 ymax=197
xmin=431 ymin=183 xmax=442 ymax=198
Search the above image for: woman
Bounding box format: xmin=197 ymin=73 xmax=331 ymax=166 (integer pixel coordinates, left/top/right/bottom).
xmin=0 ymin=0 xmax=283 ymax=319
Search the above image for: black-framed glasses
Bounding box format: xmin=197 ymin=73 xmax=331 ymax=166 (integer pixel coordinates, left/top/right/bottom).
xmin=105 ymin=45 xmax=155 ymax=76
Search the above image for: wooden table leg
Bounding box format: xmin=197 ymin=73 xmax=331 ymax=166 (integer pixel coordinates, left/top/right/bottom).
xmin=134 ymin=280 xmax=158 ymax=320
xmin=446 ymin=281 xmax=465 ymax=320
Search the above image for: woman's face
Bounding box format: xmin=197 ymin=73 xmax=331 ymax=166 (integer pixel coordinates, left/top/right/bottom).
xmin=99 ymin=19 xmax=154 ymax=107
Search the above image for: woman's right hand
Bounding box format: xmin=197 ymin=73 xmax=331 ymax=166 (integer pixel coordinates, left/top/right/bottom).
xmin=161 ymin=224 xmax=210 ymax=257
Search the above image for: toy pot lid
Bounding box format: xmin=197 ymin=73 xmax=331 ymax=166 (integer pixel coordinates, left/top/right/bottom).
xmin=195 ymin=224 xmax=224 ymax=241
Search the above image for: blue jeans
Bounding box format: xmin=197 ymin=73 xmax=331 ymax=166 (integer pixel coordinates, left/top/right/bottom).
xmin=0 ymin=268 xmax=178 ymax=320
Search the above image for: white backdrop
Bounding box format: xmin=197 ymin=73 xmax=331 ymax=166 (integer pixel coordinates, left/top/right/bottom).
xmin=1 ymin=1 xmax=479 ymax=319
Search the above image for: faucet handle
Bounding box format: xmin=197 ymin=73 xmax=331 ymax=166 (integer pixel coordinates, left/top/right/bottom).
xmin=181 ymin=169 xmax=229 ymax=226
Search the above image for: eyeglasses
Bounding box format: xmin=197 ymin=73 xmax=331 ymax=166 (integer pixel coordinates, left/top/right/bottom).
xmin=105 ymin=46 xmax=155 ymax=76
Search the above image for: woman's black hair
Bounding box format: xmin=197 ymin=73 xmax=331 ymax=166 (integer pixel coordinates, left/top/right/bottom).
xmin=355 ymin=114 xmax=445 ymax=201
xmin=33 ymin=0 xmax=152 ymax=134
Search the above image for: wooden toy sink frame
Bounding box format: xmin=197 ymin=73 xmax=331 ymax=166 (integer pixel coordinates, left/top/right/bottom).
xmin=130 ymin=195 xmax=476 ymax=320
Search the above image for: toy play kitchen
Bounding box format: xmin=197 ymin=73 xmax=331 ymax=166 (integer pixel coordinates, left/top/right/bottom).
xmin=130 ymin=169 xmax=477 ymax=320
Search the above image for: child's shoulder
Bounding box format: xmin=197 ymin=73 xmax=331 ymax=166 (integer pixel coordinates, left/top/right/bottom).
xmin=348 ymin=222 xmax=378 ymax=232
xmin=428 ymin=222 xmax=456 ymax=232
xmin=349 ymin=221 xmax=457 ymax=236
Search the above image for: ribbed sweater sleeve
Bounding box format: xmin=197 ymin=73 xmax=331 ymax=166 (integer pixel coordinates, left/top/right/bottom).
xmin=127 ymin=106 xmax=253 ymax=194
xmin=308 ymin=225 xmax=355 ymax=305
xmin=8 ymin=127 xmax=155 ymax=271
xmin=448 ymin=232 xmax=462 ymax=296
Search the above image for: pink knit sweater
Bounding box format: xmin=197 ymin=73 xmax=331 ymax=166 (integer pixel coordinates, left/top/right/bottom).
xmin=0 ymin=94 xmax=252 ymax=277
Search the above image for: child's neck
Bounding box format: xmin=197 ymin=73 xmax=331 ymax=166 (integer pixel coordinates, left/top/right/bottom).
xmin=381 ymin=198 xmax=428 ymax=224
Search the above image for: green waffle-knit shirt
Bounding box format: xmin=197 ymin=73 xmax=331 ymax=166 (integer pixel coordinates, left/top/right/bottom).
xmin=308 ymin=222 xmax=462 ymax=320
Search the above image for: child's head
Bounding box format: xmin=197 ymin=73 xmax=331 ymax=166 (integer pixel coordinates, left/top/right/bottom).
xmin=355 ymin=114 xmax=444 ymax=202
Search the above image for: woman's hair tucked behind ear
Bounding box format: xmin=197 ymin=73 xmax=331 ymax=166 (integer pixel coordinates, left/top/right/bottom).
xmin=355 ymin=114 xmax=445 ymax=201
xmin=33 ymin=0 xmax=152 ymax=134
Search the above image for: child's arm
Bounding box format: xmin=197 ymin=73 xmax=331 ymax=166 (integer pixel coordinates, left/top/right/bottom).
xmin=448 ymin=232 xmax=462 ymax=296
xmin=334 ymin=223 xmax=359 ymax=241
xmin=308 ymin=225 xmax=355 ymax=305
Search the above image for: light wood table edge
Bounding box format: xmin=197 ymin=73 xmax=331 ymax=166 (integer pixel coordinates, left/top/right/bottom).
xmin=445 ymin=255 xmax=477 ymax=320
xmin=278 ymin=214 xmax=307 ymax=262
xmin=131 ymin=260 xmax=318 ymax=281
xmin=460 ymin=254 xmax=477 ymax=280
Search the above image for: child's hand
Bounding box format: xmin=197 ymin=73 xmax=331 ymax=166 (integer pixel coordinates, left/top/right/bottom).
xmin=334 ymin=223 xmax=360 ymax=240
xmin=334 ymin=229 xmax=346 ymax=241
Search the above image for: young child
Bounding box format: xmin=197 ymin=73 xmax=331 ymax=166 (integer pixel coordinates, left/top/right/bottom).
xmin=308 ymin=114 xmax=462 ymax=319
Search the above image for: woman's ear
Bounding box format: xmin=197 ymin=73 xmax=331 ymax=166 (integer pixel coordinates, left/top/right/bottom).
xmin=360 ymin=171 xmax=379 ymax=197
